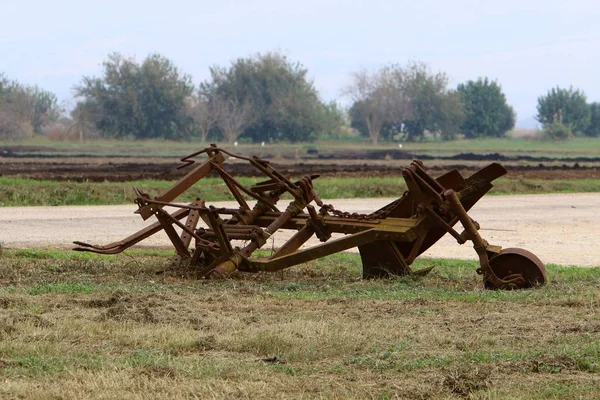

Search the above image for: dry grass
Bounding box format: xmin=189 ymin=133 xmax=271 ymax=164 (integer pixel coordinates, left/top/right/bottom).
xmin=0 ymin=249 xmax=599 ymax=399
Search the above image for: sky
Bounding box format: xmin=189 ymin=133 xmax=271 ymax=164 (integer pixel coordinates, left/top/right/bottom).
xmin=2 ymin=0 xmax=599 ymax=127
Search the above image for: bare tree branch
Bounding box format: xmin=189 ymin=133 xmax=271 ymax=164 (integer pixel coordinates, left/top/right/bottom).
xmin=186 ymin=93 xmax=220 ymax=143
xmin=215 ymin=96 xmax=254 ymax=143
xmin=345 ymin=67 xmax=411 ymax=144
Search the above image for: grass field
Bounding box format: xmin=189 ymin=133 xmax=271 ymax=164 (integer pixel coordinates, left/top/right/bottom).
xmin=0 ymin=249 xmax=599 ymax=399
xmin=3 ymin=136 xmax=600 ymax=158
xmin=403 ymin=136 xmax=600 ymax=158
xmin=2 ymin=176 xmax=600 ymax=206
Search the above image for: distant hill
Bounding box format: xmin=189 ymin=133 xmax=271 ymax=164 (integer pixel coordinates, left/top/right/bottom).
xmin=516 ymin=116 xmax=540 ymax=130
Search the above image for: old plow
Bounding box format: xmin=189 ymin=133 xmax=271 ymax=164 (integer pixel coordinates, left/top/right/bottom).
xmin=74 ymin=145 xmax=546 ymax=289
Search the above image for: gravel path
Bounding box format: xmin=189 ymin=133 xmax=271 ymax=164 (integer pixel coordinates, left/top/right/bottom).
xmin=1 ymin=193 xmax=599 ymax=267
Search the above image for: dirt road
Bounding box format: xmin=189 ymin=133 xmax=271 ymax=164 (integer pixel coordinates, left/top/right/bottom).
xmin=1 ymin=193 xmax=598 ymax=267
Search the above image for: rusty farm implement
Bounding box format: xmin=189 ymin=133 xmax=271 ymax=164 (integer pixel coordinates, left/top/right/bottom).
xmin=74 ymin=145 xmax=547 ymax=289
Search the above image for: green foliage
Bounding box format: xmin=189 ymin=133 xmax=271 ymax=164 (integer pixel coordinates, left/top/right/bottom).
xmin=347 ymin=62 xmax=464 ymax=143
xmin=75 ymin=53 xmax=194 ymax=139
xmin=348 ymin=104 xmax=401 ymax=142
xmin=586 ymin=102 xmax=600 ymax=137
xmin=0 ymin=73 xmax=60 ymax=139
xmin=536 ymin=86 xmax=590 ymax=135
xmin=541 ymin=121 xmax=573 ymax=140
xmin=200 ymin=51 xmax=338 ymax=143
xmin=401 ymin=62 xmax=465 ymax=141
xmin=346 ymin=66 xmax=409 ymax=144
xmin=457 ymin=77 xmax=515 ymax=138
xmin=320 ymin=101 xmax=347 ymax=138
xmin=347 ymin=65 xmax=411 ymax=144
xmin=435 ymin=90 xmax=465 ymax=141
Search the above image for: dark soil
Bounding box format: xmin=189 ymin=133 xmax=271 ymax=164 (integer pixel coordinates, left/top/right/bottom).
xmin=1 ymin=148 xmax=599 ymax=182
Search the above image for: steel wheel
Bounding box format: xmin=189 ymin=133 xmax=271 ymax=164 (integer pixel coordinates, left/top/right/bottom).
xmin=485 ymin=248 xmax=547 ymax=289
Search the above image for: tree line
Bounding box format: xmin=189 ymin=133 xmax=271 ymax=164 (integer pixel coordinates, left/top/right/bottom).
xmin=535 ymin=87 xmax=600 ymax=139
xmin=1 ymin=51 xmax=599 ymax=142
xmin=0 ymin=74 xmax=60 ymax=140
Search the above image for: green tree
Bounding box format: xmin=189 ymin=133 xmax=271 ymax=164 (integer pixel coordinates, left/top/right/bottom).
xmin=31 ymin=88 xmax=60 ymax=133
xmin=320 ymin=101 xmax=347 ymax=138
xmin=349 ymin=98 xmax=405 ymax=142
xmin=0 ymin=73 xmax=60 ymax=139
xmin=536 ymin=86 xmax=590 ymax=135
xmin=214 ymin=95 xmax=254 ymax=143
xmin=542 ymin=121 xmax=572 ymax=140
xmin=586 ymin=102 xmax=600 ymax=137
xmin=69 ymin=101 xmax=101 ymax=141
xmin=0 ymin=73 xmax=9 ymax=96
xmin=457 ymin=77 xmax=515 ymax=138
xmin=186 ymin=90 xmax=222 ymax=143
xmin=347 ymin=62 xmax=463 ymax=143
xmin=346 ymin=66 xmax=410 ymax=144
xmin=400 ymin=62 xmax=464 ymax=141
xmin=76 ymin=53 xmax=194 ymax=139
xmin=200 ymin=51 xmax=337 ymax=143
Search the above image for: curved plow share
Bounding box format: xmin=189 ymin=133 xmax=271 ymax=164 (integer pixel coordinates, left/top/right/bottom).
xmin=74 ymin=145 xmax=546 ymax=290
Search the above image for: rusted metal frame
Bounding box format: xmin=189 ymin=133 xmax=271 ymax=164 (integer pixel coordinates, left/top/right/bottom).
xmin=72 ymin=148 xmax=546 ymax=289
xmin=154 ymin=152 xmax=225 ymax=205
xmin=251 ymin=179 xmax=286 ymax=193
xmin=179 ymin=146 xmax=256 ymax=165
xmin=215 ymin=224 xmax=265 ymax=232
xmin=189 ymin=247 xmax=204 ymax=266
xmin=154 ymin=209 xmax=191 ymax=260
xmin=387 ymin=240 xmax=426 ymax=274
xmin=403 ymin=168 xmax=444 ymax=207
xmin=297 ymin=176 xmax=322 ymax=206
xmin=196 ymin=255 xmax=232 ymax=278
xmin=223 ymin=189 xmax=282 ymax=230
xmin=208 ymin=161 xmax=278 ymax=212
xmin=258 ymin=199 xmax=307 ymax=246
xmin=203 ymin=208 xmax=233 ymax=256
xmin=246 ymin=230 xmax=378 ymax=272
xmin=444 ymin=189 xmax=525 ymax=289
xmin=248 ymin=157 xmax=300 ymax=198
xmin=420 ymin=204 xmax=465 ymax=244
xmin=270 ymin=224 xmax=316 ymax=258
xmin=411 ymin=161 xmax=446 ymax=193
xmin=201 ymin=231 xmax=255 ymax=240
xmin=247 ymin=227 xmax=415 ymax=272
xmin=253 ymin=213 xmax=416 ymax=234
xmin=405 ymin=230 xmax=428 ymax=265
xmin=209 ymin=196 xmax=309 ymax=276
xmin=200 ymin=225 xmax=264 ymax=241
xmin=435 ymin=169 xmax=466 ymax=191
xmin=419 ymin=194 xmax=497 ymax=253
xmin=211 ymin=162 xmax=250 ymax=210
xmin=202 ymin=226 xmax=258 ymax=234
xmin=153 ymin=207 xmax=220 ymax=252
xmin=132 ymin=197 xmax=254 ymax=219
xmin=177 ymin=149 xmax=207 ymax=169
xmin=180 ymin=199 xmax=204 ymax=250
xmin=306 ymin=204 xmax=331 ymax=241
xmin=464 ymin=163 xmax=507 ymax=187
xmin=175 ymin=144 xmax=223 ymax=169
xmin=359 ymin=239 xmax=414 ymax=277
xmin=135 ymin=196 xmax=217 ymax=233
xmin=73 ymin=207 xmax=191 ymax=254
